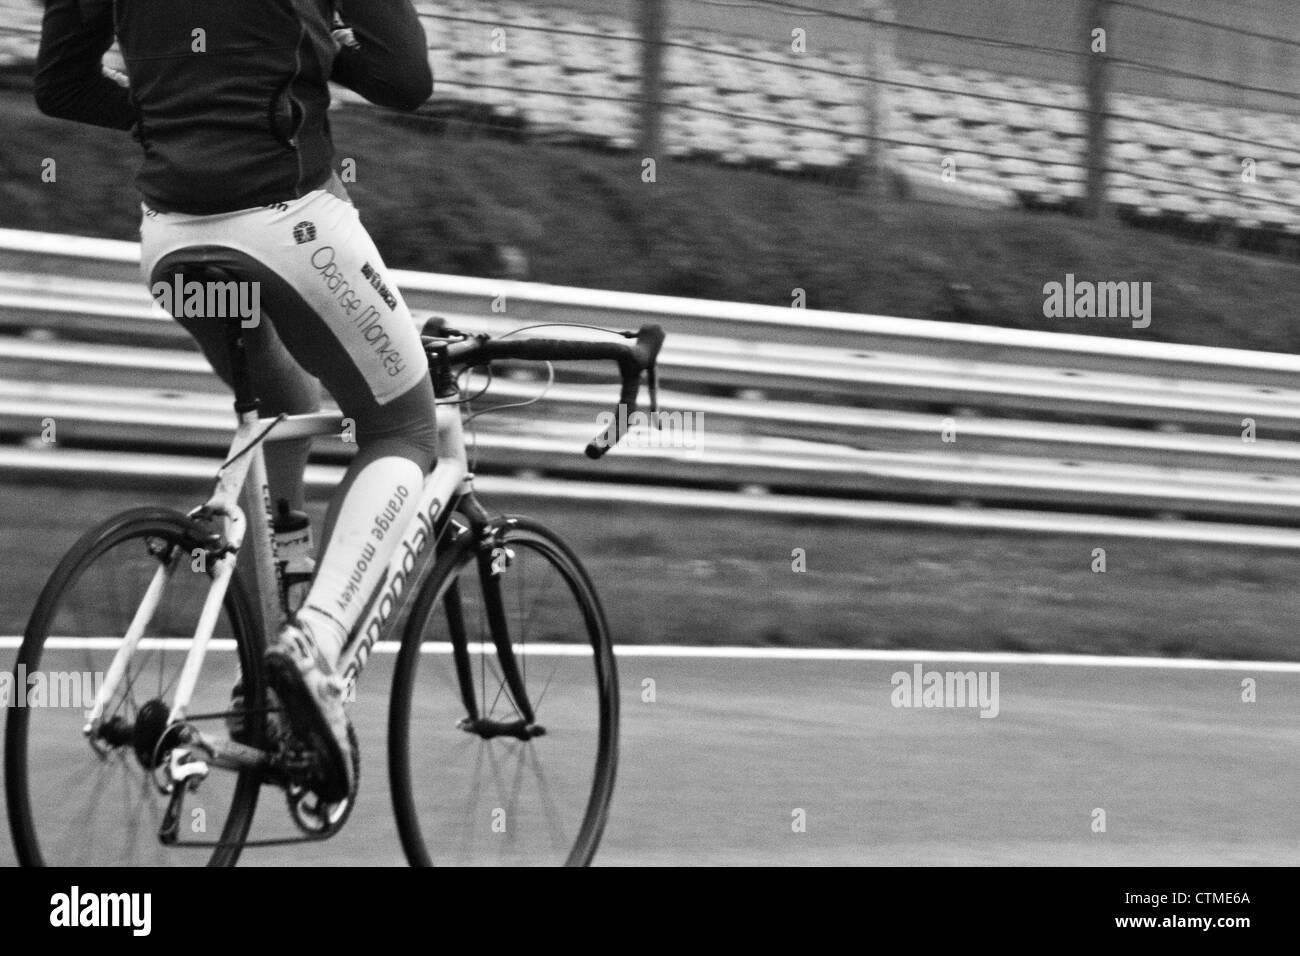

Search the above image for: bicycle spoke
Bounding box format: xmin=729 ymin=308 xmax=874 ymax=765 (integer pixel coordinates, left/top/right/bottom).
xmin=454 ymin=739 xmax=489 ymax=862
xmin=490 ymin=656 xmax=523 ymax=721
xmin=156 ymin=654 xmax=184 ymax=702
xmin=486 ymin=672 xmax=508 ymax=720
xmin=532 ymin=663 xmax=559 ymax=714
xmin=527 ymin=743 xmax=571 ymax=852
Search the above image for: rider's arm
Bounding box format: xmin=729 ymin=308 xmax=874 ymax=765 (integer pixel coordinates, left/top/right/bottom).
xmin=330 ymin=0 xmax=433 ymax=111
xmin=34 ymin=0 xmax=136 ymax=130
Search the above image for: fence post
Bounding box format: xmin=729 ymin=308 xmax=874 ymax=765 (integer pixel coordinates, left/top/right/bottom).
xmin=860 ymin=0 xmax=896 ymax=198
xmin=1083 ymin=0 xmax=1113 ymax=218
xmin=639 ymin=0 xmax=667 ymax=162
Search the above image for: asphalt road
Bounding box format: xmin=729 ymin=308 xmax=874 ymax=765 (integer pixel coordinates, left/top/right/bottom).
xmin=3 ymin=650 xmax=1296 ymax=866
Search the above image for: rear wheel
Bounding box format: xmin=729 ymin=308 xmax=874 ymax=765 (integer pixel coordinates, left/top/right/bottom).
xmin=389 ymin=515 xmax=618 ymax=866
xmin=4 ymin=508 xmax=265 ymax=866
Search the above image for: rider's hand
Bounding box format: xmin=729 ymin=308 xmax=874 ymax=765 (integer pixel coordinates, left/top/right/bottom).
xmin=331 ymin=13 xmax=361 ymax=51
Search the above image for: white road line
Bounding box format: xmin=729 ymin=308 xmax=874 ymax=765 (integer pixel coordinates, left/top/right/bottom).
xmin=609 ymin=646 xmax=1300 ymax=672
xmin=3 ymin=637 xmax=1298 ymax=671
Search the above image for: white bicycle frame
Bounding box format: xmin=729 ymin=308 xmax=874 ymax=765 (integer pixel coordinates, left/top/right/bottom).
xmin=83 ymin=397 xmax=471 ymax=736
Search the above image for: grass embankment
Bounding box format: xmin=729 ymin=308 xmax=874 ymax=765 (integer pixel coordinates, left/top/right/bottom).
xmin=2 ymin=486 xmax=1298 ymax=660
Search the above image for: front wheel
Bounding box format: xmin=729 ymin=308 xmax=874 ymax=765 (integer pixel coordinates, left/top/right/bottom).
xmin=389 ymin=515 xmax=618 ymax=866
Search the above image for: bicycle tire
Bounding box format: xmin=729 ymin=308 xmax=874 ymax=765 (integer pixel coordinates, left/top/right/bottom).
xmin=389 ymin=514 xmax=619 ymax=866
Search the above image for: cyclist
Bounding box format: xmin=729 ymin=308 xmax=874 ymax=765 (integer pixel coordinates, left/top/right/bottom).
xmin=35 ymin=0 xmax=438 ymax=801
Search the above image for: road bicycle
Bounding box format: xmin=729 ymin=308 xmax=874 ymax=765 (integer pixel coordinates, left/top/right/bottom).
xmin=4 ymin=281 xmax=664 ymax=866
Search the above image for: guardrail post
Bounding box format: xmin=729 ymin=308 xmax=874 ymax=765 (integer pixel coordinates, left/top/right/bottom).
xmin=1082 ymin=0 xmax=1113 ymax=219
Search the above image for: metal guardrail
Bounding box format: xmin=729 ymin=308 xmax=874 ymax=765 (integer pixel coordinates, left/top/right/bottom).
xmin=10 ymin=378 xmax=1300 ymax=518
xmin=9 ymin=228 xmax=1300 ymax=384
xmin=4 ymin=229 xmax=1300 ymax=535
xmin=7 ymin=274 xmax=1300 ymax=433
xmin=6 ymin=373 xmax=1300 ymax=475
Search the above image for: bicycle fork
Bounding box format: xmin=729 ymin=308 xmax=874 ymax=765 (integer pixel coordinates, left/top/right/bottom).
xmin=446 ymin=517 xmax=546 ymax=742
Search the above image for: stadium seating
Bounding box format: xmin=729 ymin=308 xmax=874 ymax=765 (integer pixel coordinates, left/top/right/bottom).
xmin=3 ymin=0 xmax=1299 ymax=233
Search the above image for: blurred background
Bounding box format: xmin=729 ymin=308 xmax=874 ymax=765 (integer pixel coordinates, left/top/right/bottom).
xmin=3 ymin=0 xmax=1300 ymax=869
xmin=5 ymin=0 xmax=1300 ymax=662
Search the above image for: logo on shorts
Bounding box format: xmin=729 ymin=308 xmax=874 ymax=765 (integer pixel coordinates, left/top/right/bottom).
xmin=360 ymin=261 xmax=398 ymax=311
xmin=293 ymin=221 xmax=317 ymax=244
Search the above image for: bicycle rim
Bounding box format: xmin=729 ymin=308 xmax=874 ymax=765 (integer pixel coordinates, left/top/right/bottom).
xmin=390 ymin=516 xmax=618 ymax=866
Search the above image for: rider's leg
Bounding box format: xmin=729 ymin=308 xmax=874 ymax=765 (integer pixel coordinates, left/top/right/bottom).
xmin=141 ymin=193 xmax=438 ymax=664
xmin=292 ymin=380 xmax=437 ymax=662
xmin=141 ymin=190 xmax=436 ymax=799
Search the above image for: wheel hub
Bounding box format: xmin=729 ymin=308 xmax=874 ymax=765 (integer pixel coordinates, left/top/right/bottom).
xmin=456 ymin=716 xmax=546 ymax=740
xmin=132 ymin=699 xmax=171 ymax=768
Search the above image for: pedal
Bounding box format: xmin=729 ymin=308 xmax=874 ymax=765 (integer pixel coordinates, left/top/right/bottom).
xmin=158 ymin=748 xmax=209 ymax=845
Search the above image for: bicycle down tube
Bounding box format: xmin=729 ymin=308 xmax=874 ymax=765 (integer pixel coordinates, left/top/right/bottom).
xmin=335 ymin=394 xmax=471 ymax=693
